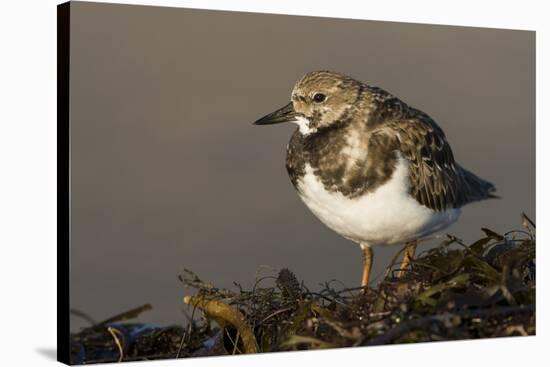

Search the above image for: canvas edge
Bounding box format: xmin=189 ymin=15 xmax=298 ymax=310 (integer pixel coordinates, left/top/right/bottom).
xmin=57 ymin=1 xmax=71 ymax=365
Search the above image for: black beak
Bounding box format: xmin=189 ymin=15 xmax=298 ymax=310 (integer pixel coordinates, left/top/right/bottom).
xmin=253 ymin=102 xmax=298 ymax=125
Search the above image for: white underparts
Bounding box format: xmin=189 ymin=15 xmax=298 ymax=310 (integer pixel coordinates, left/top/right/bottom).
xmin=296 ymin=155 xmax=461 ymax=246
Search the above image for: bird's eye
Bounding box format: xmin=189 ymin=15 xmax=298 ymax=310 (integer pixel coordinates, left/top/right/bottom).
xmin=313 ymin=93 xmax=327 ymax=103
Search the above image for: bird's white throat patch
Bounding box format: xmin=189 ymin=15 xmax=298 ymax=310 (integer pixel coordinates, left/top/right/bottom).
xmin=296 ymin=155 xmax=461 ymax=246
xmin=293 ymin=116 xmax=317 ymax=135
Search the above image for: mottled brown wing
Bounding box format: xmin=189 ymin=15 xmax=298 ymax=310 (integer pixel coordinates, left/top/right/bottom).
xmin=382 ymin=108 xmax=496 ymax=212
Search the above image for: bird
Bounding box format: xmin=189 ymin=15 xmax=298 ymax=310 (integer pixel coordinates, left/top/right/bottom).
xmin=253 ymin=70 xmax=497 ymax=288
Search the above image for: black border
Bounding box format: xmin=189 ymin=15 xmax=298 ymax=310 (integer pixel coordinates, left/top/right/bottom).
xmin=57 ymin=2 xmax=71 ymax=365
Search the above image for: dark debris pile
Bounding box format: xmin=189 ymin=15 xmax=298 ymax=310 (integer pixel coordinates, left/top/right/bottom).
xmin=70 ymin=215 xmax=535 ymax=364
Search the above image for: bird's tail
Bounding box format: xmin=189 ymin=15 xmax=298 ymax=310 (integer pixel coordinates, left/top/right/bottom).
xmin=461 ymin=167 xmax=499 ymax=202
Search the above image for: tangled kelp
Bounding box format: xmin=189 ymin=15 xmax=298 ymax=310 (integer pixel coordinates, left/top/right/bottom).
xmin=70 ymin=215 xmax=535 ymax=363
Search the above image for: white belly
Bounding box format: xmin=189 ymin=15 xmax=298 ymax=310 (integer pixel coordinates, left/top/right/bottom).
xmin=296 ymin=158 xmax=460 ymax=246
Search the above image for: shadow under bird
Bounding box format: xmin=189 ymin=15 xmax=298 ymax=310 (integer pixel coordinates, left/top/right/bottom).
xmin=254 ymin=70 xmax=497 ymax=287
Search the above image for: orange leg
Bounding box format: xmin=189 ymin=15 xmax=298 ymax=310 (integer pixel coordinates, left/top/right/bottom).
xmin=397 ymin=240 xmax=417 ymax=278
xmin=360 ymin=243 xmax=373 ymax=288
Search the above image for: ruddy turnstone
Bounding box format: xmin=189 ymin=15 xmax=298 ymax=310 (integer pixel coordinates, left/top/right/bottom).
xmin=254 ymin=70 xmax=497 ymax=287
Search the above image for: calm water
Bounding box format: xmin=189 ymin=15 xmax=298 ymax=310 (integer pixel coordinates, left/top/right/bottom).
xmin=69 ymin=3 xmax=535 ymax=331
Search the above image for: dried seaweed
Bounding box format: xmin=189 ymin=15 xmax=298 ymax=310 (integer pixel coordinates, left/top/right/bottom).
xmin=70 ymin=215 xmax=536 ymax=364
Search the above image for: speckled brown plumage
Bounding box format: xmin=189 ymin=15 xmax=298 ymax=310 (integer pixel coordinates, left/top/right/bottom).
xmin=283 ymin=71 xmax=496 ymax=212
xmin=285 ymin=122 xmax=400 ymax=199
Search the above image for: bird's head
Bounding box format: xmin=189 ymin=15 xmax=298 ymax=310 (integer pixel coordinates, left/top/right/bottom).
xmin=254 ymin=71 xmax=365 ymax=135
